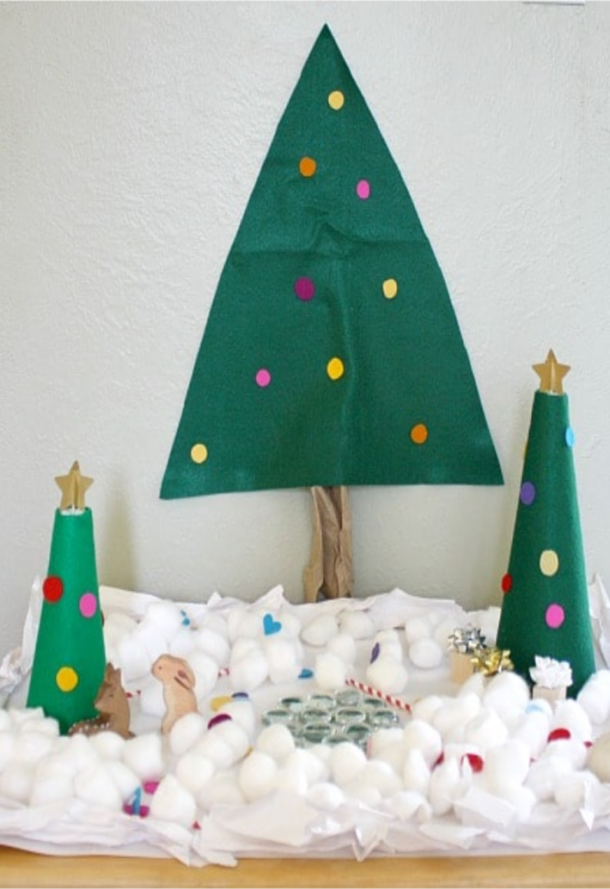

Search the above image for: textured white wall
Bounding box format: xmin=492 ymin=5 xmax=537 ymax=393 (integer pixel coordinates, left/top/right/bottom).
xmin=1 ymin=2 xmax=609 ymax=655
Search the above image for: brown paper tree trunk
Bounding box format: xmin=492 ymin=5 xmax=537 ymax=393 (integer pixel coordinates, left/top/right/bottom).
xmin=304 ymin=485 xmax=353 ymax=602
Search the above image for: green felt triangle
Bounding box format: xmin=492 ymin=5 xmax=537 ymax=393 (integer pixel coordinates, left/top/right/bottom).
xmin=27 ymin=509 xmax=106 ymax=734
xmin=496 ymin=391 xmax=595 ymax=695
xmin=161 ymin=24 xmax=502 ymax=499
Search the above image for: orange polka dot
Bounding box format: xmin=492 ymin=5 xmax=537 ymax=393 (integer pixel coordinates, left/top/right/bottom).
xmin=410 ymin=423 xmax=428 ymax=445
xmin=299 ymin=157 xmax=317 ymax=177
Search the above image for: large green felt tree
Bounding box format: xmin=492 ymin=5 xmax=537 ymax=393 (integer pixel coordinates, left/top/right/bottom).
xmin=27 ymin=463 xmax=106 ymax=734
xmin=160 ymin=25 xmax=502 ymax=501
xmin=496 ymin=352 xmax=596 ymax=696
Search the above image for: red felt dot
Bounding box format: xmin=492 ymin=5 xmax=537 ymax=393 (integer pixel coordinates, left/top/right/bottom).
xmin=207 ymin=713 xmax=232 ymax=730
xmin=43 ymin=576 xmax=64 ymax=603
xmin=548 ymin=727 xmax=571 ymax=742
xmin=501 ymin=574 xmax=513 ymax=594
xmin=433 ymin=751 xmax=445 ymax=768
xmin=462 ymin=752 xmax=484 ymax=773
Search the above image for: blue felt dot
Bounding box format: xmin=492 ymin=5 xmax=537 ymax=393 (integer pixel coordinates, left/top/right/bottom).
xmin=370 ymin=642 xmax=381 ymax=663
xmin=565 ymin=426 xmax=575 ymax=448
xmin=299 ymin=668 xmax=314 ymax=679
xmin=232 ymin=691 xmax=249 ymax=700
xmin=180 ymin=610 xmax=190 ymax=627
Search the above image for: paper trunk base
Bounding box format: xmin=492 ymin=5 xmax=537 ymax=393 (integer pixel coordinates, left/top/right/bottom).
xmin=532 ymin=685 xmax=568 ymax=703
xmin=450 ymin=650 xmax=475 ymax=683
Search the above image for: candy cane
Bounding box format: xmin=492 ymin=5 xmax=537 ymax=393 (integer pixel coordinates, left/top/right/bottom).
xmin=345 ymin=677 xmax=411 ymax=714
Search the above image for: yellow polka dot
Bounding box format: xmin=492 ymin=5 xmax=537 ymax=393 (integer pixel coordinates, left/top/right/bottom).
xmin=56 ymin=666 xmax=78 ymax=693
xmin=327 ymin=357 xmax=344 ymax=380
xmin=383 ymin=278 xmax=398 ymax=299
xmin=299 ymin=156 xmax=317 ymax=177
xmin=328 ymin=90 xmax=345 ymax=110
xmin=410 ymin=423 xmax=428 ymax=445
xmin=540 ymin=550 xmax=559 ymax=577
xmin=191 ymin=443 xmax=208 ymax=464
xmin=211 ymin=695 xmax=233 ymax=713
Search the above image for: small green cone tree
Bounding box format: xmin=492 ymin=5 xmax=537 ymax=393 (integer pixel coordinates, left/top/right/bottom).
xmin=160 ymin=25 xmax=502 ymax=501
xmin=27 ymin=462 xmax=106 ymax=734
xmin=496 ymin=352 xmax=596 ymax=696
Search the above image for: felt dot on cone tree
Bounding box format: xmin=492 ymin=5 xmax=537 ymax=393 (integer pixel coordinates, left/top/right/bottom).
xmin=27 ymin=463 xmax=106 ymax=734
xmin=496 ymin=352 xmax=596 ymax=696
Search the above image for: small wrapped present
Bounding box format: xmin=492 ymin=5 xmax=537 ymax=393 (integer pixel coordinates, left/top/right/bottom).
xmin=447 ymin=625 xmax=486 ymax=683
xmin=471 ymin=646 xmax=514 ymax=678
xmin=529 ymin=656 xmax=572 ymax=703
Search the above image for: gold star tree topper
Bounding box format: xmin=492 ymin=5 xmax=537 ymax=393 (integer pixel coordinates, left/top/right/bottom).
xmin=533 ymin=349 xmax=570 ymax=395
xmin=55 ymin=461 xmax=94 ymax=510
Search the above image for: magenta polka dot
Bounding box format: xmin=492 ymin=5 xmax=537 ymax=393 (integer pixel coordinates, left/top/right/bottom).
xmin=79 ymin=592 xmax=98 ymax=619
xmin=294 ymin=277 xmax=315 ymax=301
xmin=545 ymin=603 xmax=565 ymax=629
xmin=255 ymin=368 xmax=271 ymax=388
xmin=356 ymin=179 xmax=371 ymax=200
xmin=520 ymin=481 xmax=536 ymax=505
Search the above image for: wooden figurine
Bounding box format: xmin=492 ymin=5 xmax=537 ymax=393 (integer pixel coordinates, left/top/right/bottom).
xmin=152 ymin=654 xmax=198 ymax=733
xmin=69 ymin=663 xmax=133 ymax=739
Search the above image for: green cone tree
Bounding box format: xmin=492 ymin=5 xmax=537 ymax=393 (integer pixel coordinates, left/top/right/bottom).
xmin=496 ymin=352 xmax=596 ymax=695
xmin=160 ymin=25 xmax=502 ymax=501
xmin=27 ymin=462 xmax=106 ymax=734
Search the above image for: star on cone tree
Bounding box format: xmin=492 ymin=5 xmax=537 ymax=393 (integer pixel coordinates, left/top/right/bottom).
xmin=27 ymin=462 xmax=106 ymax=734
xmin=496 ymin=352 xmax=596 ymax=695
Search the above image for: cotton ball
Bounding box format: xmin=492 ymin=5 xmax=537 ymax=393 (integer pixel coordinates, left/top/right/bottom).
xmin=326 ymin=633 xmax=356 ymax=665
xmin=169 ymin=712 xmax=207 ymax=757
xmin=238 ymin=751 xmax=278 ymax=802
xmin=496 ymin=784 xmax=537 ymax=821
xmin=372 ymin=740 xmax=405 ymax=774
xmin=88 ymin=731 xmax=126 ymax=761
xmin=14 ymin=730 xmax=55 ymax=766
xmin=142 ymin=601 xmax=185 ymax=644
xmin=554 ymin=770 xmax=599 ymax=810
xmin=230 ymin=649 xmax=269 ymax=693
xmin=117 ymin=635 xmax=151 ymax=682
xmin=410 ymin=695 xmax=445 ymax=724
xmin=587 ymin=732 xmax=610 ymax=781
xmin=366 ymin=657 xmax=408 ymax=695
xmin=463 ymin=708 xmax=509 ymax=751
xmin=367 ymin=727 xmax=404 ymax=760
xmin=544 ymin=738 xmax=588 ymax=770
xmin=483 ymin=672 xmax=531 ymax=717
xmin=0 ymin=732 xmax=15 ymax=770
xmin=150 ymin=774 xmax=197 ymax=827
xmin=402 ymin=720 xmax=443 ymax=769
xmin=510 ymin=710 xmax=551 ymax=759
xmin=103 ymin=611 xmax=137 ymax=647
xmin=62 ymin=734 xmax=100 ymax=770
xmin=341 ymin=779 xmax=383 ymax=809
xmin=305 ymin=745 xmax=331 ymax=782
xmin=169 ymin=627 xmax=196 ymax=659
xmin=307 ymin=782 xmax=345 ymax=811
xmin=457 ymin=671 xmax=487 ymax=699
xmin=433 ymin=694 xmax=480 ymax=739
xmin=390 ymin=790 xmax=432 ymax=824
xmin=187 ymin=650 xmax=219 ymax=701
xmin=138 ymin=678 xmax=167 ymax=718
xmin=314 ymin=652 xmax=347 ymax=690
xmin=256 ymin=724 xmax=295 ymax=762
xmin=274 ymin=762 xmax=309 ymax=796
xmin=175 ymin=752 xmax=216 ymax=797
xmin=0 ymin=763 xmax=33 ymax=803
xmin=484 ymin=741 xmax=531 ymax=790
xmin=330 ymin=742 xmax=367 ymax=786
xmin=402 ymin=749 xmax=431 ymax=796
xmin=552 ymin=700 xmax=592 ymax=743
xmin=218 ymin=700 xmax=257 ymax=740
xmin=404 ymin=616 xmax=433 ymax=645
xmin=198 ymin=770 xmax=245 ymax=809
xmin=285 ymin=749 xmax=326 ymax=785
xmin=227 ymin=609 xmax=261 ymax=643
xmin=264 ymin=636 xmax=302 ymax=684
xmin=428 ymin=757 xmax=469 ymax=816
xmin=525 ymin=755 xmax=574 ymax=802
xmin=360 ymin=760 xmax=402 ymax=797
xmin=130 ymin=622 xmax=168 ymax=664
xmin=200 ymin=612 xmax=229 ymax=640
xmin=30 ymin=765 xmax=74 ymax=807
xmin=192 ymin=628 xmax=230 ymax=668
xmin=20 ymin=716 xmax=59 ymax=738
xmin=409 ymin=638 xmax=443 ymax=671
xmin=122 ymin=733 xmax=165 ymax=781
xmin=231 ymin=637 xmax=260 ymax=663
xmin=191 ymin=733 xmax=234 ymax=771
xmin=577 ymin=670 xmax=610 ymax=724
xmin=373 ymin=629 xmax=403 ymax=661
xmin=339 ymin=611 xmax=375 ymax=640
xmin=212 ymin=720 xmax=251 ymax=764
xmin=74 ymin=764 xmax=123 ymax=811
xmin=275 ymin=611 xmax=302 ymax=638
xmin=301 ymin=614 xmax=339 ymax=647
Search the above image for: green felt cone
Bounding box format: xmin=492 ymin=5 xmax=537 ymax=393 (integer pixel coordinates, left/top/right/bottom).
xmin=161 ymin=25 xmax=502 ymax=499
xmin=27 ymin=508 xmax=106 ymax=734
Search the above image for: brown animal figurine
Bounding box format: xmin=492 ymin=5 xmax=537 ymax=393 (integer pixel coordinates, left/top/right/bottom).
xmin=152 ymin=654 xmax=198 ymax=733
xmin=69 ymin=663 xmax=133 ymax=739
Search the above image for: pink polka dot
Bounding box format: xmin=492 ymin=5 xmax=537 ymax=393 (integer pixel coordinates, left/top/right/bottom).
xmin=356 ymin=180 xmax=371 ymax=200
xmin=545 ymin=603 xmax=565 ymax=629
xmin=294 ymin=277 xmax=315 ymax=301
xmin=255 ymin=368 xmax=271 ymax=388
xmin=79 ymin=592 xmax=98 ymax=618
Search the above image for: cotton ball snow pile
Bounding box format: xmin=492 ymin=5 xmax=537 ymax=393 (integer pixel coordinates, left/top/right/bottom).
xmin=301 ymin=614 xmax=339 ymax=647
xmin=365 ymin=631 xmax=408 ymax=694
xmin=404 ymin=616 xmax=444 ymax=670
xmin=338 ymin=611 xmax=375 ymax=640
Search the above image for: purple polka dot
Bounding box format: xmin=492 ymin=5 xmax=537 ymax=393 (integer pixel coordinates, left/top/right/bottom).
xmin=356 ymin=179 xmax=371 ymax=200
xmin=520 ymin=481 xmax=536 ymax=506
xmin=79 ymin=592 xmax=97 ymax=619
xmin=294 ymin=277 xmax=315 ymax=301
xmin=545 ymin=603 xmax=565 ymax=629
xmin=256 ymin=368 xmax=271 ymax=388
xmin=565 ymin=426 xmax=575 ymax=447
